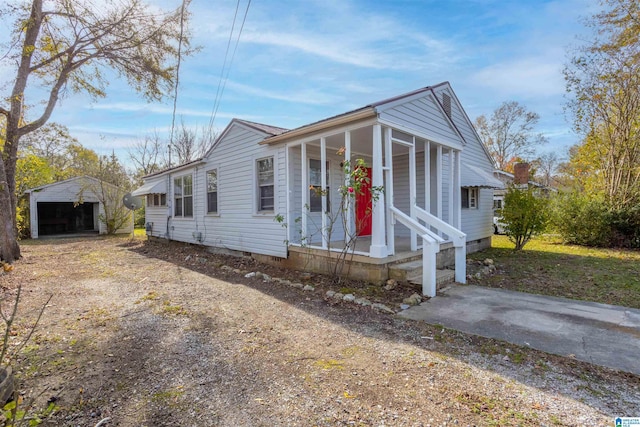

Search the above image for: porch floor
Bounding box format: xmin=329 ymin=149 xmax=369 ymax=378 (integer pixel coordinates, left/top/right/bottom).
xmin=291 ymin=236 xmax=453 ymax=266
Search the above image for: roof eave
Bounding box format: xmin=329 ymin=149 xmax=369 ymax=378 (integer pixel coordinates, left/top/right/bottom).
xmin=142 ymin=158 xmax=205 ymax=179
xmin=260 ymin=108 xmax=377 ymax=145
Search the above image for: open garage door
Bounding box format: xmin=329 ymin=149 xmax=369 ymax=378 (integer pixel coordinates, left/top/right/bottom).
xmin=37 ymin=202 xmax=98 ymax=236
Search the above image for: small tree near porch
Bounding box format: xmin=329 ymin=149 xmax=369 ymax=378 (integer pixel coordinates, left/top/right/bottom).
xmin=501 ymin=185 xmax=549 ymax=250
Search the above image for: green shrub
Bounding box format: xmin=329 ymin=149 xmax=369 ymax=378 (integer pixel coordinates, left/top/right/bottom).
xmin=550 ymin=192 xmax=610 ymax=246
xmin=501 ymin=186 xmax=549 ymax=250
xmin=607 ymin=206 xmax=640 ymax=248
xmin=550 ymin=192 xmax=640 ymax=248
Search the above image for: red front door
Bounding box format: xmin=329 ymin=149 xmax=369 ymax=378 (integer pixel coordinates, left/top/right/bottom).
xmin=355 ymin=167 xmax=372 ymax=236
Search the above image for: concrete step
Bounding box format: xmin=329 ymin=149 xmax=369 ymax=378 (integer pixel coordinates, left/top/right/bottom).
xmin=388 ymin=259 xmax=423 ymax=281
xmin=388 ymin=259 xmax=456 ymax=288
xmin=407 ymin=268 xmax=455 ymax=288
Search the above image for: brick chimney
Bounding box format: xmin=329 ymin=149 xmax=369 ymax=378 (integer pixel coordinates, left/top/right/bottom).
xmin=513 ymin=163 xmax=530 ymax=186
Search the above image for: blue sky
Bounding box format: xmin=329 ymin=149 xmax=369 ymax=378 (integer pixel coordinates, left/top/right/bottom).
xmin=3 ymin=0 xmax=597 ymax=166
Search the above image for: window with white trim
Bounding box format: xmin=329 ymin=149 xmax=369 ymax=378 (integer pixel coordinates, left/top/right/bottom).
xmin=174 ymin=174 xmax=193 ymax=217
xmin=147 ymin=193 xmax=166 ymax=207
xmin=461 ymin=187 xmax=478 ymax=209
xmin=309 ymin=159 xmax=329 ymax=212
xmin=207 ymin=169 xmax=218 ymax=214
xmin=257 ymin=157 xmax=274 ymax=212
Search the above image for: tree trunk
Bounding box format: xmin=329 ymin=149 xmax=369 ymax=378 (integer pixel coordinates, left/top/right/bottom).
xmin=0 ymin=158 xmax=20 ymax=263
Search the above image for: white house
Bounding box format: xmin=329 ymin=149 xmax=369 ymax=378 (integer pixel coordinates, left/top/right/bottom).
xmin=133 ymin=82 xmax=503 ymax=296
xmin=26 ymin=176 xmax=134 ymax=238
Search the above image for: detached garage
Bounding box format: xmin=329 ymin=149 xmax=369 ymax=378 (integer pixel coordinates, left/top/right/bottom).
xmin=25 ymin=176 xmax=133 ymax=239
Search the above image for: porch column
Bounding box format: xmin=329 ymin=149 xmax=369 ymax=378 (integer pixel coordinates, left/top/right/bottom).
xmin=453 ymin=149 xmax=461 ymax=228
xmin=409 ymin=137 xmax=417 ymax=251
xmin=285 ymin=144 xmax=291 ymax=245
xmin=384 ymin=127 xmax=395 ymax=255
xmin=369 ymin=123 xmax=387 ymax=258
xmin=448 ymin=148 xmax=455 ymax=229
xmin=424 ymin=141 xmax=430 ymax=215
xmin=301 ymin=143 xmax=308 ymax=242
xmin=436 ymin=145 xmax=443 ymax=236
xmin=320 ymin=137 xmax=328 ymax=249
xmin=344 ymin=131 xmax=353 ymax=238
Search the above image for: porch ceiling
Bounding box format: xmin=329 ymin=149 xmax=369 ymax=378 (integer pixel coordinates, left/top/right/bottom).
xmin=303 ymin=124 xmax=432 ymax=157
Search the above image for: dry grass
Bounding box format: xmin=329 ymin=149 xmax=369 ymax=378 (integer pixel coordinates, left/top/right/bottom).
xmin=0 ymin=236 xmax=637 ymax=426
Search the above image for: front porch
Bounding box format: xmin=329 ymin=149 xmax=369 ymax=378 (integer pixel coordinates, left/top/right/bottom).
xmin=279 ymin=119 xmax=467 ymax=296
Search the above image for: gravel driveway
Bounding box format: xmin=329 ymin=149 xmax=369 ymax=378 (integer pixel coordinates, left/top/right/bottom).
xmin=1 ymin=237 xmax=638 ymax=426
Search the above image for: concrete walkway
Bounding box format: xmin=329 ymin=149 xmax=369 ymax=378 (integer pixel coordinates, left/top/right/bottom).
xmin=398 ymin=285 xmax=640 ymax=375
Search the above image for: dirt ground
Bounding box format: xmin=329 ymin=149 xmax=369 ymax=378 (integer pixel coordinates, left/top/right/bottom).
xmin=0 ymin=236 xmax=638 ymax=426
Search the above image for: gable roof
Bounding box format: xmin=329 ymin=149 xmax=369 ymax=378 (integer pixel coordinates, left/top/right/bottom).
xmin=142 ymin=157 xmax=205 ymax=179
xmin=25 ymin=175 xmax=118 ymax=193
xmin=201 ymin=118 xmax=289 ymax=159
xmin=261 ymin=81 xmax=464 ymax=146
xmin=234 ymin=119 xmax=289 ymax=136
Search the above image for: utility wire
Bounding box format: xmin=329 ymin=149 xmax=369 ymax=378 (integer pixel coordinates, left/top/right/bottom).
xmin=208 ymin=0 xmax=251 ymax=134
xmin=169 ymin=0 xmax=187 ymax=167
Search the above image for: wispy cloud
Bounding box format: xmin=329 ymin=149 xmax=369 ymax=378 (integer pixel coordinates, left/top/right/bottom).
xmin=90 ymin=102 xmax=217 ymax=118
xmin=470 ymin=57 xmax=566 ymax=99
xmin=225 ymin=80 xmax=342 ymax=105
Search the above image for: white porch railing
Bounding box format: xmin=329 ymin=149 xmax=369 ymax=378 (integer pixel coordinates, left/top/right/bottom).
xmin=390 ymin=205 xmax=467 ymax=297
xmin=390 ymin=207 xmax=443 ymax=297
xmin=414 ymin=205 xmax=467 ymax=285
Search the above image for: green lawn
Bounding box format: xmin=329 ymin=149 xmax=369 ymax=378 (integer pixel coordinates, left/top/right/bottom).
xmin=468 ymin=235 xmax=640 ymax=309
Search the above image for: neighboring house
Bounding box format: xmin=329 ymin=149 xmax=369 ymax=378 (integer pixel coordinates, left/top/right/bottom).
xmin=492 ymin=165 xmax=555 ymax=234
xmin=25 ymin=176 xmax=133 ymax=239
xmin=133 ymin=82 xmax=503 ymax=296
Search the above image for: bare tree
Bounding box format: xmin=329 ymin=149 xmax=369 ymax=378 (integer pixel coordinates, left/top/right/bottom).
xmin=170 ymin=119 xmax=213 ymax=165
xmin=129 ymin=131 xmax=166 ymax=183
xmin=0 ymin=0 xmax=192 ymax=263
xmin=532 ymin=152 xmax=561 ymax=187
xmin=474 ymin=101 xmax=548 ymax=171
xmin=80 ymin=153 xmax=132 ymax=234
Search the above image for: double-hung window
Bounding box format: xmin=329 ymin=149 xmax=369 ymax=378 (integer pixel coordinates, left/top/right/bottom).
xmin=257 ymin=157 xmax=274 ymax=212
xmin=174 ymin=175 xmax=193 ymax=217
xmin=207 ymin=170 xmax=218 ymax=214
xmin=309 ymin=159 xmax=329 ymax=212
xmin=461 ymin=187 xmax=478 ymax=209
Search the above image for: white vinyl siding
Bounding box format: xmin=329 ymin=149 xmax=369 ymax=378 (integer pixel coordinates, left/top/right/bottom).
xmin=185 ymin=122 xmax=287 ymax=257
xmin=378 ymin=93 xmax=461 ymax=146
xmin=432 ymin=85 xmax=496 ymax=241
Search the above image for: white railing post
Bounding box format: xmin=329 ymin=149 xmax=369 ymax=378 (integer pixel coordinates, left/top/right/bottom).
xmin=422 ymin=241 xmax=437 ymax=297
xmin=455 ymin=244 xmax=466 ymax=284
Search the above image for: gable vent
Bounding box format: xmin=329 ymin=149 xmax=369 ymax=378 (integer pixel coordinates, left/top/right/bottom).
xmin=442 ymin=93 xmax=452 ymax=119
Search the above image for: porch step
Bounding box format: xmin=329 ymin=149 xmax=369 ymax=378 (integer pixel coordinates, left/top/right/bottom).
xmin=388 ymin=259 xmax=423 ymax=281
xmin=407 ymin=269 xmax=455 ymax=288
xmin=388 ymin=260 xmax=455 ymax=287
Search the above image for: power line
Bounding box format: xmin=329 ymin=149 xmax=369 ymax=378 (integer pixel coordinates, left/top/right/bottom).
xmin=208 ymin=0 xmax=251 ymax=134
xmin=168 ymin=0 xmax=188 ymax=167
